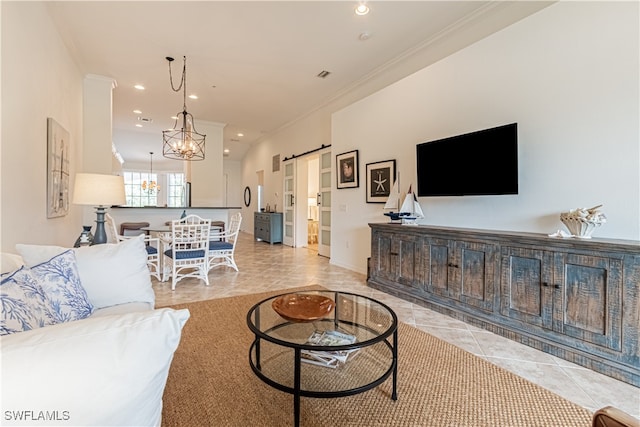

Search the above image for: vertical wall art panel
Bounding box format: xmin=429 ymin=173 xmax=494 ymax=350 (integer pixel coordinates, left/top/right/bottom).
xmin=47 ymin=118 xmax=70 ymax=218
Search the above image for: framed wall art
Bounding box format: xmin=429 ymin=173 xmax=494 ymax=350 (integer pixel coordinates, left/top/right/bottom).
xmin=47 ymin=118 xmax=70 ymax=218
xmin=366 ymin=159 xmax=396 ymax=203
xmin=336 ymin=150 xmax=359 ymax=189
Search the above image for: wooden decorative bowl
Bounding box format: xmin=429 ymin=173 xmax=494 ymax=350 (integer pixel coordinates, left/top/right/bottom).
xmin=272 ymin=294 xmax=335 ymax=323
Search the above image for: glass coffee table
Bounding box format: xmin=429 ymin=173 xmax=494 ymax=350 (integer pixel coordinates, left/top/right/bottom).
xmin=246 ymin=290 xmax=398 ymax=427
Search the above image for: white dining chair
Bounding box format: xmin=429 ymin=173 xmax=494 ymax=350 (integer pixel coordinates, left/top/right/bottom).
xmin=105 ymin=213 xmax=161 ymax=280
xmin=208 ymin=213 xmax=242 ymax=272
xmin=162 ymin=215 xmax=211 ymax=290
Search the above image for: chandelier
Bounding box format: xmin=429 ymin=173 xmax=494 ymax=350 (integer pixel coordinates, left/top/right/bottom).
xmin=162 ymin=56 xmax=206 ymax=161
xmin=142 ymin=152 xmax=160 ymax=194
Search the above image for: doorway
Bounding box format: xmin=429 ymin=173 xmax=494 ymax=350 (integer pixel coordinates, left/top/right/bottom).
xmin=282 ymin=148 xmax=330 ymax=257
xmin=304 ymin=155 xmax=319 ymax=252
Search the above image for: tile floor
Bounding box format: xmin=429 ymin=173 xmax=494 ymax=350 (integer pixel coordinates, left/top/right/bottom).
xmin=154 ymin=232 xmax=640 ymax=418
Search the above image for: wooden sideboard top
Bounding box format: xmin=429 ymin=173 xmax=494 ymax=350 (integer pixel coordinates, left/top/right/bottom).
xmin=368 ymin=222 xmax=640 ymax=254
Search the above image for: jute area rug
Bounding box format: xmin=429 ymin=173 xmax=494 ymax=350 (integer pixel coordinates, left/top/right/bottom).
xmin=161 ymin=287 xmax=593 ymax=427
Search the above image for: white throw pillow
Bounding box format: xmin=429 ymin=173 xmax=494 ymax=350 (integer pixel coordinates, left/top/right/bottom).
xmin=1 ymin=252 xmax=24 ymax=274
xmin=16 ymin=236 xmax=155 ymax=310
xmin=1 ymin=308 xmax=190 ymax=427
xmin=73 ymin=236 xmax=154 ymax=309
xmin=14 ymin=244 xmax=66 ymax=268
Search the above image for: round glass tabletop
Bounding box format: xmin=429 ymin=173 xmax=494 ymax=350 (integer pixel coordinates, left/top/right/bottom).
xmin=247 ymin=290 xmax=398 ymax=351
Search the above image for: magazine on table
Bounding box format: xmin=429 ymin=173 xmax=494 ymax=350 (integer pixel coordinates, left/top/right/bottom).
xmin=301 ymin=351 xmax=339 ymax=368
xmin=301 ymin=330 xmax=359 ymax=368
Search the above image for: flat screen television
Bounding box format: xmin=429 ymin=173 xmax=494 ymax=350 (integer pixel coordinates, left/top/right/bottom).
xmin=416 ymin=123 xmax=518 ymax=197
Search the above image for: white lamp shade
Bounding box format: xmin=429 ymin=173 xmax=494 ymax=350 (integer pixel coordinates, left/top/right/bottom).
xmin=72 ymin=173 xmax=126 ymax=206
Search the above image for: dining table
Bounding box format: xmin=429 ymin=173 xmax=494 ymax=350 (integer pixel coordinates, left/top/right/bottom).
xmin=141 ymin=222 xmax=226 ymax=246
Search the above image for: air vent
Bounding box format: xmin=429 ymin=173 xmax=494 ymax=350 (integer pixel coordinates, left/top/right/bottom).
xmin=137 ymin=116 xmax=153 ymax=123
xmin=316 ymin=70 xmax=331 ymax=79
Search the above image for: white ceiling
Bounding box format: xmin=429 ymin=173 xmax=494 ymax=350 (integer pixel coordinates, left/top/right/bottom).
xmin=46 ymin=1 xmax=550 ymax=166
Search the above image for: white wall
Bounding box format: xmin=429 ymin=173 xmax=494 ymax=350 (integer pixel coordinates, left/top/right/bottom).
xmin=83 ymin=75 xmax=115 ymax=174
xmin=1 ymin=2 xmax=85 ymax=251
xmin=223 ymin=160 xmax=242 ymax=208
xmin=331 ymin=2 xmax=639 ymax=273
xmin=189 ymin=120 xmax=225 ymax=207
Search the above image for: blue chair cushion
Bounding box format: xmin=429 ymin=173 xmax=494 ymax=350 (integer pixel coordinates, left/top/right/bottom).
xmin=163 ymin=249 xmax=206 ymax=259
xmin=209 ymin=241 xmax=233 ymax=251
xmin=145 ymin=246 xmax=158 ymax=255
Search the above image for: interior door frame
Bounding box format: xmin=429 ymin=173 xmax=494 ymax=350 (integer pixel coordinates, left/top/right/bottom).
xmin=281 ymin=148 xmax=331 ymax=256
xmin=282 ymin=158 xmax=296 ymax=247
xmin=317 ymin=148 xmax=331 ymax=258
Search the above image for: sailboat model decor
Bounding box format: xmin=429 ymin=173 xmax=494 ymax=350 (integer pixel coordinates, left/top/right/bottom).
xmin=383 ymin=178 xmax=424 ymax=225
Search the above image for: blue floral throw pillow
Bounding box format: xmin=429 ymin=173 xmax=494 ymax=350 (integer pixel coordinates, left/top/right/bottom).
xmin=30 ymin=249 xmax=94 ymax=322
xmin=1 ymin=267 xmax=55 ymax=335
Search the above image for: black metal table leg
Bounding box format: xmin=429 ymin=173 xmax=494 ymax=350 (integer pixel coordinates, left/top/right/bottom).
xmin=255 ymin=309 xmax=261 ymax=370
xmin=392 ymin=328 xmax=398 ymax=400
xmin=294 ymin=348 xmax=301 ymax=427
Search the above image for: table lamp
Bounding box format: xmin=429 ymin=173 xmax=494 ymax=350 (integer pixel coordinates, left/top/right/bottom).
xmin=72 ymin=173 xmax=126 ymax=245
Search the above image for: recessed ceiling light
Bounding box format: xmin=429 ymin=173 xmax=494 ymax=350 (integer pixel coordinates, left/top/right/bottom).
xmin=355 ymin=3 xmax=369 ymax=16
xmin=135 ymin=124 xmax=143 ymax=128
xmin=237 ymin=133 xmax=244 ymax=137
xmin=189 ymin=94 xmax=198 ymax=100
xmin=224 ymin=149 xmax=230 ymax=154
xmin=359 ymin=32 xmax=371 ymax=41
xmin=171 ymin=116 xmax=178 ymax=120
xmin=134 ymin=84 xmax=145 ymax=90
xmin=133 ymin=109 xmax=142 ymax=114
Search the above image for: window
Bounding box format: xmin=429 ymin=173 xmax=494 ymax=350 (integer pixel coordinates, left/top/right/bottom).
xmin=123 ymin=171 xmax=158 ymax=207
xmin=167 ymin=173 xmax=185 ymax=207
xmin=122 ymin=171 xmax=185 ymax=207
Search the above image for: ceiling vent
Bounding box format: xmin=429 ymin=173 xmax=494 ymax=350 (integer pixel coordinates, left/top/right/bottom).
xmin=316 ymin=70 xmax=331 ymax=79
xmin=137 ymin=116 xmax=153 ymax=123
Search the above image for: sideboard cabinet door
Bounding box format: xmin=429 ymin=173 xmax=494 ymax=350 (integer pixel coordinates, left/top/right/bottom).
xmin=373 ymin=231 xmax=395 ymax=283
xmin=371 ymin=230 xmax=421 ymax=292
xmin=455 ymin=241 xmax=498 ymax=312
xmin=553 ymin=252 xmax=623 ymax=352
xmin=422 ymin=237 xmax=454 ymax=298
xmin=500 ymin=246 xmax=554 ymax=330
xmin=395 ymin=234 xmax=421 ymax=289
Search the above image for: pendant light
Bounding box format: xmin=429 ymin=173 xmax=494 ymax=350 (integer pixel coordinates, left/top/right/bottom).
xmin=142 ymin=152 xmax=160 ymax=194
xmin=162 ymin=56 xmax=206 ymax=161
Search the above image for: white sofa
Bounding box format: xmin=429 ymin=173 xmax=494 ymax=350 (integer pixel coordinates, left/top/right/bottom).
xmin=0 ymin=237 xmax=189 ymax=427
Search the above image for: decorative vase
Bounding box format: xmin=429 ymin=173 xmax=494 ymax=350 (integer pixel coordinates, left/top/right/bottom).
xmin=74 ymin=225 xmax=94 ymax=247
xmin=560 ymin=205 xmax=606 ymax=239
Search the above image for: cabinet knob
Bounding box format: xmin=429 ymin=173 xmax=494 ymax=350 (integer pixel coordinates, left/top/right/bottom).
xmin=448 ymin=263 xmax=459 ymax=268
xmin=542 ymin=282 xmax=549 ymax=287
xmin=390 ymin=252 xmax=399 ymax=256
xmin=554 ymin=284 xmax=560 ymax=289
